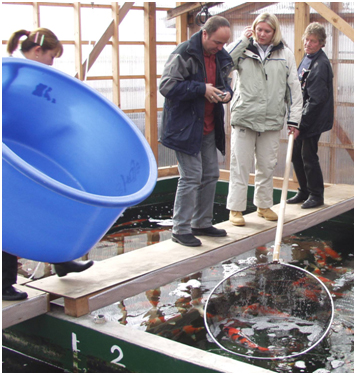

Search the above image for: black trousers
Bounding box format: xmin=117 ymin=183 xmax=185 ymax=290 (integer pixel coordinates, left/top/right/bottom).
xmin=292 ymin=134 xmax=324 ymax=198
xmin=2 ymin=251 xmax=18 ymax=290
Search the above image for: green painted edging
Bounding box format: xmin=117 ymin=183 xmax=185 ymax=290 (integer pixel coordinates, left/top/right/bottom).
xmin=140 ymin=177 xmax=295 ymax=209
xmin=3 ymin=314 xmax=216 ymax=373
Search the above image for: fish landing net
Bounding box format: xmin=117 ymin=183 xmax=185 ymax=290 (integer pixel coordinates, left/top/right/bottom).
xmin=204 ymin=133 xmax=334 ymax=359
xmin=204 ymin=262 xmax=334 ymax=359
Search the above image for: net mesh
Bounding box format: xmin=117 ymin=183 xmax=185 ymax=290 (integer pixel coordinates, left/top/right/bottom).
xmin=204 ymin=262 xmax=334 ymax=359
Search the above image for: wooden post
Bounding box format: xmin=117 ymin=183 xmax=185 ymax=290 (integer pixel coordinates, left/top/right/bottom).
xmin=294 ymin=2 xmax=310 ymax=66
xmin=33 ymin=2 xmax=40 ymax=28
xmin=144 ymin=2 xmax=158 ymax=162
xmin=74 ymin=2 xmax=84 ymax=81
xmin=306 ymin=2 xmax=354 ymax=42
xmin=176 ymin=2 xmax=187 ymax=44
xmin=112 ymin=2 xmax=120 ymax=107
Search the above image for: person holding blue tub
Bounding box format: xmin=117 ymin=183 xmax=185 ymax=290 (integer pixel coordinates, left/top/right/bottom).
xmin=3 ymin=28 xmax=93 ymax=301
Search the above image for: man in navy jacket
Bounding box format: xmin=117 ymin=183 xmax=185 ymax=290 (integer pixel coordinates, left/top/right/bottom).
xmin=287 ymin=22 xmax=334 ymax=209
xmin=159 ymin=16 xmax=233 ymax=246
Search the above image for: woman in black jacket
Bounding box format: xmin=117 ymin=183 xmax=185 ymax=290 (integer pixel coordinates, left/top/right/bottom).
xmin=287 ymin=23 xmax=334 ymax=209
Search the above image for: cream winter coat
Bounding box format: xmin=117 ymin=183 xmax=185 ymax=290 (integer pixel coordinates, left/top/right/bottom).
xmin=228 ymin=36 xmax=302 ymax=132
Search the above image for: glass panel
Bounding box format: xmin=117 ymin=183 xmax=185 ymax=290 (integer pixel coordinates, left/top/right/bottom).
xmin=126 ymin=112 xmax=145 ymax=135
xmin=1 ymin=4 xmax=33 ymax=40
xmin=119 ymin=45 xmax=144 ymax=75
xmin=157 ymin=78 xmax=165 ymax=108
xmin=39 ymin=6 xmax=74 ymax=40
xmin=2 ymin=44 xmax=9 ymax=58
xmin=86 ymin=80 xmax=113 ymax=102
xmin=84 ymin=44 xmax=112 ymax=76
xmin=120 ymin=79 xmax=145 ymax=110
xmin=81 ymin=7 xmax=112 ymax=42
xmin=156 ymin=44 xmax=176 ymax=75
xmin=156 ymin=10 xmax=176 ymax=42
xmin=119 ymin=9 xmax=144 ymax=41
xmin=53 ymin=45 xmax=75 ymax=76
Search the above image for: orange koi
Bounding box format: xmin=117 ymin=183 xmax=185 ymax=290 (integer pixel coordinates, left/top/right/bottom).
xmin=322 ymin=242 xmax=342 ymax=260
xmin=182 ymin=325 xmax=204 ymax=335
xmin=298 ymin=288 xmax=320 ymax=302
xmin=146 ymin=316 xmax=167 ymax=326
xmin=292 ymin=276 xmax=310 ymax=287
xmin=256 ymin=246 xmax=268 ymax=253
xmin=223 ymin=327 xmax=269 ymax=352
xmin=146 ymin=313 xmax=181 ymax=327
xmin=316 ymin=275 xmax=335 ymax=286
xmin=242 ymin=303 xmax=289 ymax=317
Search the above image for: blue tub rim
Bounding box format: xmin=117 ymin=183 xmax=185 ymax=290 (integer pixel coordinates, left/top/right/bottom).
xmin=2 ymin=57 xmax=158 ymax=208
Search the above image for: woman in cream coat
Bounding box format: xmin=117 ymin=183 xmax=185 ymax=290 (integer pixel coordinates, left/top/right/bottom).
xmin=227 ymin=13 xmax=303 ymax=226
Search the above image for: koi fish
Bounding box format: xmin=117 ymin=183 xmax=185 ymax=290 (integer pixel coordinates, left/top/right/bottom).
xmin=256 ymin=246 xmax=268 ymax=253
xmin=322 ymin=242 xmax=342 ymax=260
xmin=292 ymin=276 xmax=310 ymax=287
xmin=295 ymin=288 xmax=320 ymax=303
xmin=223 ymin=326 xmax=269 ymax=352
xmin=242 ymin=303 xmax=289 ymax=317
xmin=316 ymin=275 xmax=335 ymax=287
xmin=182 ymin=325 xmax=204 ymax=335
xmin=145 ymin=313 xmax=182 ymax=327
xmin=311 ymin=247 xmax=328 ymax=267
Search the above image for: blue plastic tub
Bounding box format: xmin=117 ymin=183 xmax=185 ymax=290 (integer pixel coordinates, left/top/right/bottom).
xmin=2 ymin=57 xmax=157 ymax=263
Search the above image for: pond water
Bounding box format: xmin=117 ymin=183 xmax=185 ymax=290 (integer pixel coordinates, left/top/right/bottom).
xmin=17 ymin=204 xmax=354 ymax=373
xmin=88 ymin=205 xmax=353 ymax=374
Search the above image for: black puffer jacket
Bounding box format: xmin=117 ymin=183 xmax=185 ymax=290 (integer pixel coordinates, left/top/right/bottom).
xmin=159 ymin=30 xmax=234 ymax=156
xmin=298 ymin=49 xmax=334 ymax=139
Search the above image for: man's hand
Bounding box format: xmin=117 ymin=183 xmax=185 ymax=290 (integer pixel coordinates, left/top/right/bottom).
xmin=205 ymin=83 xmax=231 ymax=103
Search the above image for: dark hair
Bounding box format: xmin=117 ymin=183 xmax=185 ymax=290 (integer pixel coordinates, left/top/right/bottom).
xmin=201 ymin=16 xmax=230 ymax=35
xmin=7 ymin=28 xmax=63 ymax=57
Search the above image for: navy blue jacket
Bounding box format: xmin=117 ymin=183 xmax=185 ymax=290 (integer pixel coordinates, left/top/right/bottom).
xmin=159 ymin=30 xmax=234 ymax=156
xmin=298 ymin=49 xmax=334 ymax=139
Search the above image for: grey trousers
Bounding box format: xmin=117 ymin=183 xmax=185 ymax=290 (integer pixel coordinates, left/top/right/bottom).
xmin=173 ymin=131 xmax=219 ymax=234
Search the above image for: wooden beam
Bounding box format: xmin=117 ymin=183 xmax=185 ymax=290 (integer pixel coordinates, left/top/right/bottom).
xmin=329 ymin=2 xmax=340 ymax=183
xmin=76 ymin=2 xmax=135 ymax=80
xmin=33 ymin=2 xmax=40 ymax=28
xmin=305 ymin=2 xmax=354 ymax=42
xmin=118 ymin=1 xmax=135 ymax=23
xmin=167 ymin=2 xmax=221 ymax=20
xmin=218 ymin=2 xmax=278 ymax=17
xmin=176 ymin=2 xmax=187 ymax=44
xmin=73 ymin=2 xmax=83 ymax=81
xmin=111 ymin=2 xmax=120 ymax=107
xmin=333 ymin=120 xmax=354 ymax=161
xmin=144 ymin=2 xmax=158 ymax=163
xmin=294 ymin=2 xmax=310 ymax=66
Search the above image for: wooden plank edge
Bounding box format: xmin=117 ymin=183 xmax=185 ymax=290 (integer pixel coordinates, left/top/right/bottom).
xmin=88 ymin=197 xmax=353 ymax=312
xmin=2 ymin=293 xmax=49 ymax=329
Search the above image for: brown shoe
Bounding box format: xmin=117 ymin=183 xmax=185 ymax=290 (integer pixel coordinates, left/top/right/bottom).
xmin=257 ymin=207 xmax=278 ymax=221
xmin=229 ymin=211 xmax=245 ymax=226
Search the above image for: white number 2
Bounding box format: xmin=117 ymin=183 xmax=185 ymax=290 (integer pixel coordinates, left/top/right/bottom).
xmin=110 ymin=345 xmax=126 ymax=368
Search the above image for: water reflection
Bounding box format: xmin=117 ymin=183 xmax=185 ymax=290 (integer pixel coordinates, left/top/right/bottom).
xmin=90 ymin=212 xmax=353 ymax=373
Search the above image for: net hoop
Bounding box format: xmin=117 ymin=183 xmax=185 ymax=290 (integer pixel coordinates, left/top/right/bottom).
xmin=204 ymin=261 xmax=334 ymax=360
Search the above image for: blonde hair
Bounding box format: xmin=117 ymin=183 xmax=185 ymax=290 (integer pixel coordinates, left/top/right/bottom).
xmin=252 ymin=13 xmax=283 ymax=46
xmin=303 ymin=22 xmax=326 ymax=47
xmin=7 ymin=28 xmax=63 ymax=57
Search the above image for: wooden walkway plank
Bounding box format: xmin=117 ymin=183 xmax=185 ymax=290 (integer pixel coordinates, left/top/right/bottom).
xmin=2 ymin=285 xmax=49 ymax=329
xmin=26 ymin=184 xmax=353 ymax=317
